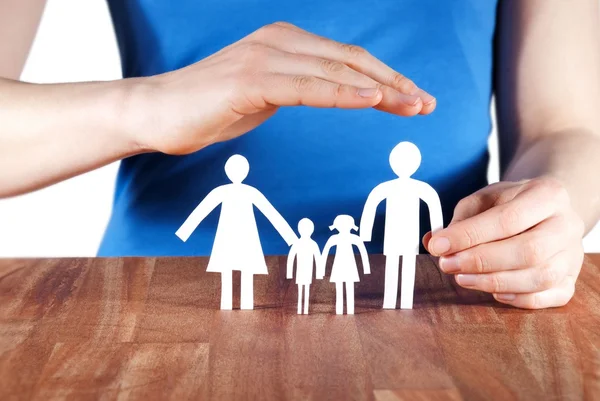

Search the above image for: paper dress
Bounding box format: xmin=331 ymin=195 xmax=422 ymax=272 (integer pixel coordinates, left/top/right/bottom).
xmin=319 ymin=215 xmax=370 ymax=315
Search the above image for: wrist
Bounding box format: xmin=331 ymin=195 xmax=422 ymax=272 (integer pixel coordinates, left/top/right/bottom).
xmin=117 ymin=76 xmax=162 ymax=154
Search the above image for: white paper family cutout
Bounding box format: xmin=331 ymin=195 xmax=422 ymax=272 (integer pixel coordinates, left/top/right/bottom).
xmin=360 ymin=142 xmax=443 ymax=309
xmin=176 ymin=141 xmax=443 ymax=313
xmin=287 ymin=218 xmax=321 ymax=314
xmin=319 ymin=215 xmax=370 ymax=315
xmin=176 ymin=154 xmax=297 ymax=310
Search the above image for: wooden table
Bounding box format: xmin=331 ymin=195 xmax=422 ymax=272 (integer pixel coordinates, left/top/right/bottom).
xmin=0 ymin=255 xmax=598 ymax=401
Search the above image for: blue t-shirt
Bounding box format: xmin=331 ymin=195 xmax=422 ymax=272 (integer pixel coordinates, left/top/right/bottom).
xmin=99 ymin=0 xmax=498 ymax=256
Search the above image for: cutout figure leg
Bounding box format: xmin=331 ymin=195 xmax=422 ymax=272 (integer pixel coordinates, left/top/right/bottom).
xmin=303 ymin=285 xmax=310 ymax=314
xmin=346 ymin=282 xmax=355 ymax=315
xmin=240 ymin=271 xmax=254 ymax=310
xmin=335 ymin=282 xmax=344 ymax=315
xmin=220 ymin=270 xmax=233 ymax=310
xmin=383 ymin=256 xmax=400 ymax=309
xmin=297 ymin=284 xmax=303 ymax=314
xmin=400 ymin=253 xmax=417 ymax=309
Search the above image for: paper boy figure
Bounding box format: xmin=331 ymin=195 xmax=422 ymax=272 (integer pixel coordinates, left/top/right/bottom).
xmin=287 ymin=218 xmax=322 ymax=314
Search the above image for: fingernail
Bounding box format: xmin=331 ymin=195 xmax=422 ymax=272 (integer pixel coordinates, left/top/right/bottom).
xmin=357 ymin=88 xmax=379 ymax=98
xmin=430 ymin=237 xmax=451 ymax=255
xmin=439 ymin=256 xmax=460 ymax=273
xmin=494 ymin=293 xmax=516 ymax=301
xmin=456 ymin=274 xmax=477 ymax=287
xmin=397 ymin=92 xmax=422 ymax=106
xmin=417 ymin=89 xmax=436 ymax=105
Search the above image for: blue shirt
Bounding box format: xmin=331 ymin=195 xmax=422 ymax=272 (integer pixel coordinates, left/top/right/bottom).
xmin=99 ymin=0 xmax=498 ymax=256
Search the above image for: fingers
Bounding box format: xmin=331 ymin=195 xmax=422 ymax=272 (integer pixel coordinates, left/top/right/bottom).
xmin=438 ymin=215 xmax=569 ymax=274
xmin=453 ymin=249 xmax=581 ymax=294
xmin=429 ymin=179 xmax=566 ymax=256
xmin=267 ymin=52 xmax=426 ymax=116
xmin=449 ymin=182 xmax=516 ymax=223
xmin=247 ymin=22 xmax=435 ymax=114
xmin=493 ymin=275 xmax=576 ymax=309
xmin=259 ymin=74 xmax=383 ymax=109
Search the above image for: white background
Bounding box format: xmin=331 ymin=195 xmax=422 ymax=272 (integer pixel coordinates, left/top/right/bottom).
xmin=0 ymin=0 xmax=598 ymax=257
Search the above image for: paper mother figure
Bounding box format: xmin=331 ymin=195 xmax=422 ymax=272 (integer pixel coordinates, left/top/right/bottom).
xmin=360 ymin=141 xmax=443 ymax=310
xmin=176 ymin=154 xmax=297 ymax=310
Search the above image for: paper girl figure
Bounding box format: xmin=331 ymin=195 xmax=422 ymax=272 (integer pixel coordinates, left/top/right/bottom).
xmin=360 ymin=142 xmax=443 ymax=310
xmin=287 ymin=218 xmax=322 ymax=315
xmin=176 ymin=154 xmax=297 ymax=310
xmin=318 ymin=215 xmax=370 ymax=315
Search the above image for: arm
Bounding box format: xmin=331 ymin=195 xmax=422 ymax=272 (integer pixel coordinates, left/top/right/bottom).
xmin=175 ymin=188 xmax=222 ymax=242
xmin=317 ymin=238 xmax=335 ymax=278
xmin=312 ymin=242 xmax=323 ymax=279
xmin=0 ymin=0 xmax=46 ymax=79
xmin=359 ymin=183 xmax=387 ymax=241
xmin=251 ymin=189 xmax=297 ymax=246
xmin=428 ymin=0 xmax=600 ymax=310
xmin=418 ymin=182 xmax=443 ymax=234
xmin=0 ymin=21 xmax=437 ymax=198
xmin=286 ymin=244 xmax=297 ymax=279
xmin=354 ymin=237 xmax=371 ymax=275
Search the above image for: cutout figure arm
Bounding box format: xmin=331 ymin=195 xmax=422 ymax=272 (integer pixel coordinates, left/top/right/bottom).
xmin=175 ymin=188 xmax=223 ymax=242
xmin=251 ymin=188 xmax=298 ymax=245
xmin=359 ymin=183 xmax=388 ymax=242
xmin=286 ymin=243 xmax=297 ymax=279
xmin=354 ymin=237 xmax=371 ymax=275
xmin=318 ymin=237 xmax=335 ymax=279
xmin=312 ymin=242 xmax=323 ymax=279
xmin=313 ymin=242 xmax=324 ymax=279
xmin=418 ymin=182 xmax=444 ymax=234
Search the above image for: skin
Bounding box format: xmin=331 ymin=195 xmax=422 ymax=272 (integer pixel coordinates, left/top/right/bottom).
xmin=1 ymin=1 xmax=600 ymax=309
xmin=425 ymin=0 xmax=600 ymax=309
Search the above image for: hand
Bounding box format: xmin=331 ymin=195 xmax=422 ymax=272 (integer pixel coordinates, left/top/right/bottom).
xmin=128 ymin=22 xmax=435 ymax=154
xmin=424 ymin=177 xmax=585 ymax=309
xmin=360 ymin=231 xmax=372 ymax=242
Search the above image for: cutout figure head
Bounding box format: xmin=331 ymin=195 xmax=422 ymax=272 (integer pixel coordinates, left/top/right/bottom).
xmin=329 ymin=215 xmax=358 ymax=233
xmin=389 ymin=141 xmax=421 ymax=178
xmin=298 ymin=218 xmax=314 ymax=238
xmin=225 ymin=154 xmax=249 ymax=183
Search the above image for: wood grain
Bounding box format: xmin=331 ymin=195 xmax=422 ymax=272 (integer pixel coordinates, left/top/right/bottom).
xmin=0 ymin=255 xmax=598 ymax=401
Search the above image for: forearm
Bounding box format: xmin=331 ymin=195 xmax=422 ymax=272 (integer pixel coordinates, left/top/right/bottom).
xmin=0 ymin=77 xmax=142 ymax=197
xmin=502 ymin=130 xmax=600 ymax=233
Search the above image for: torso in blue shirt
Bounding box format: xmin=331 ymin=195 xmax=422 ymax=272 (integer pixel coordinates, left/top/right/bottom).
xmin=99 ymin=0 xmax=498 ymax=256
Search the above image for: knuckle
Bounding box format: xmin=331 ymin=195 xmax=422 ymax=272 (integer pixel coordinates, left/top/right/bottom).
xmin=391 ymin=73 xmax=417 ymax=93
xmin=523 ymin=236 xmax=547 ymax=267
xmin=455 ymin=195 xmax=476 ymax=214
xmin=499 ymin=205 xmax=521 ymax=234
xmin=272 ymin=21 xmax=296 ymax=29
xmin=341 ymin=43 xmax=368 ymax=58
xmin=240 ymin=42 xmax=268 ymax=64
xmin=319 ymin=59 xmax=347 ymax=75
xmin=462 ymin=224 xmax=480 ymax=248
xmin=535 ymin=177 xmax=570 ymax=206
xmin=523 ymin=294 xmax=542 ymax=310
xmin=472 ymin=252 xmax=490 ymax=274
xmin=534 ymin=264 xmax=560 ymax=291
xmin=489 ymin=274 xmax=506 ymax=293
xmin=291 ymin=75 xmax=316 ymax=92
xmin=258 ymin=23 xmax=284 ymax=37
xmin=333 ymin=83 xmax=344 ymax=98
